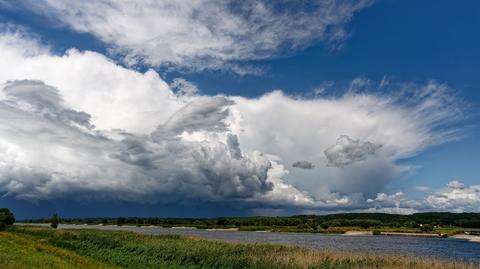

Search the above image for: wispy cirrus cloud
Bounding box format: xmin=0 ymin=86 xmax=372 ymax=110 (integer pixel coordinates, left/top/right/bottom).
xmin=6 ymin=0 xmax=373 ymax=74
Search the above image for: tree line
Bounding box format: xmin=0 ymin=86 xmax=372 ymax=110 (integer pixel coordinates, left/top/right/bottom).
xmin=20 ymin=212 xmax=480 ymax=228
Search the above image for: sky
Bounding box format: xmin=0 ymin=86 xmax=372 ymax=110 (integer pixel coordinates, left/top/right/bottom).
xmin=0 ymin=0 xmax=479 ymax=219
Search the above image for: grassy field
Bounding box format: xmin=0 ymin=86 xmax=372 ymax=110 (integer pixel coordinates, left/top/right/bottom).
xmin=4 ymin=226 xmax=477 ymax=269
xmin=0 ymin=230 xmax=117 ymax=269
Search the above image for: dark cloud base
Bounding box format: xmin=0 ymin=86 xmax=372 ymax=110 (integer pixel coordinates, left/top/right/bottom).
xmin=0 ymin=197 xmax=255 ymax=219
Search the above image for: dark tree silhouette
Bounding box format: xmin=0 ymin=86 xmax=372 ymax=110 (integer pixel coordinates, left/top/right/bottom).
xmin=50 ymin=213 xmax=60 ymax=229
xmin=0 ymin=208 xmax=15 ymax=230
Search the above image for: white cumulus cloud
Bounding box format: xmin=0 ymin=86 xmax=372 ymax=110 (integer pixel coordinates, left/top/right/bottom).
xmin=363 ymin=181 xmax=480 ymax=214
xmin=426 ymin=181 xmax=480 ymax=212
xmin=0 ymin=79 xmax=310 ymax=205
xmin=0 ymin=24 xmax=466 ymax=212
xmin=231 ymin=85 xmax=462 ymax=201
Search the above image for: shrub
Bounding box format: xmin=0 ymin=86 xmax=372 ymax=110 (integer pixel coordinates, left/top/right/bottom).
xmin=420 ymin=224 xmax=434 ymax=232
xmin=296 ymin=223 xmax=308 ymax=229
xmin=320 ymin=222 xmax=330 ymax=229
xmin=0 ymin=208 xmax=15 ymax=230
xmin=116 ymin=217 xmax=126 ymax=226
xmin=50 ymin=213 xmax=60 ymax=229
xmin=372 ymin=230 xmax=381 ymax=235
xmin=216 ymin=218 xmax=228 ymax=226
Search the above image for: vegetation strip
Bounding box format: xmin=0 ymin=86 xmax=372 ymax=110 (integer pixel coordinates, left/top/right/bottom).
xmin=21 ymin=212 xmax=480 ymax=236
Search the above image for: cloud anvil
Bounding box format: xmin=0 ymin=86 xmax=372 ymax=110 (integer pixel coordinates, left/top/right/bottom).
xmin=0 ymin=0 xmax=478 ymax=217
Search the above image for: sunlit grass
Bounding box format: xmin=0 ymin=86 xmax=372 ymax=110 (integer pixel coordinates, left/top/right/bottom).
xmin=0 ymin=230 xmax=118 ymax=269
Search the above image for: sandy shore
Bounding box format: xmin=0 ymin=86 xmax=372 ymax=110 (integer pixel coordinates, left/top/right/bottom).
xmin=452 ymin=234 xmax=480 ymax=242
xmin=206 ymin=228 xmax=239 ymax=231
xmin=343 ymin=231 xmax=373 ymax=236
xmin=343 ymin=231 xmax=442 ymax=237
xmin=171 ymin=226 xmax=197 ymax=229
xmin=380 ymin=232 xmax=440 ymax=237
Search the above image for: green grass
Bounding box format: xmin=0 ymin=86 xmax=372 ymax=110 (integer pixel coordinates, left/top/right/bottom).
xmin=9 ymin=226 xmax=478 ymax=269
xmin=0 ymin=230 xmax=118 ymax=269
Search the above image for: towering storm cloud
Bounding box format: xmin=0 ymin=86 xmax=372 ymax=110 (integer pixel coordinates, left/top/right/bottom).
xmin=0 ymin=80 xmax=309 ymax=204
xmin=0 ymin=4 xmax=471 ymax=214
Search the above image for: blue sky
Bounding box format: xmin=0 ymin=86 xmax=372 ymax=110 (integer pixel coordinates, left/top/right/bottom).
xmin=0 ymin=0 xmax=479 ymax=219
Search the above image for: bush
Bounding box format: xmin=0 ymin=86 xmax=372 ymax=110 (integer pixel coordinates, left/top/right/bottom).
xmin=0 ymin=208 xmax=15 ymax=230
xmin=372 ymin=230 xmax=381 ymax=235
xmin=50 ymin=213 xmax=60 ymax=229
xmin=216 ymin=218 xmax=228 ymax=226
xmin=116 ymin=217 xmax=126 ymax=226
xmin=296 ymin=223 xmax=308 ymax=229
xmin=420 ymin=224 xmax=434 ymax=232
xmin=320 ymin=222 xmax=330 ymax=229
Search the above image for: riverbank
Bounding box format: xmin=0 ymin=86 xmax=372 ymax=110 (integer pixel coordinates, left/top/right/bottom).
xmin=5 ymin=226 xmax=479 ymax=269
xmin=343 ymin=231 xmax=444 ymax=237
xmin=452 ymin=234 xmax=480 ymax=242
xmin=18 ymin=223 xmax=471 ymax=242
xmin=19 ymin=222 xmax=467 ymax=238
xmin=380 ymin=232 xmax=441 ymax=237
xmin=343 ymin=231 xmax=373 ymax=236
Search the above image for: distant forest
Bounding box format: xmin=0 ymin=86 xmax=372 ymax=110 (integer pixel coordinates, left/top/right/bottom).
xmin=21 ymin=212 xmax=480 ymax=229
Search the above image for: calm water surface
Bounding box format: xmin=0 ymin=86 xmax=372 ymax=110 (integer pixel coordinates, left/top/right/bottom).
xmin=22 ymin=224 xmax=480 ymax=263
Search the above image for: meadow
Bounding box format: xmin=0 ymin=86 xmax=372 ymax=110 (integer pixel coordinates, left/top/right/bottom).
xmin=1 ymin=226 xmax=477 ymax=269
